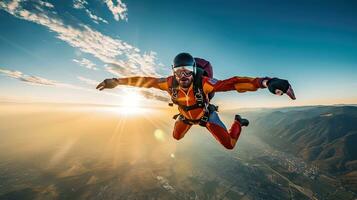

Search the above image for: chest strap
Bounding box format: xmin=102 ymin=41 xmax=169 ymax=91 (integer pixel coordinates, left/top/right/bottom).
xmin=178 ymin=102 xmax=205 ymax=111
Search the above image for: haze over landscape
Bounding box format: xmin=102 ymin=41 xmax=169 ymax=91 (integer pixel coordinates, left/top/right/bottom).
xmin=0 ymin=103 xmax=356 ymax=199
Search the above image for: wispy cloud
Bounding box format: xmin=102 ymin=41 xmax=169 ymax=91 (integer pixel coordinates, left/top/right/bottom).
xmin=0 ymin=67 xmax=169 ymax=102
xmin=0 ymin=0 xmax=159 ymax=77
xmin=73 ymin=0 xmax=86 ymax=9
xmin=0 ymin=68 xmax=57 ymax=86
xmin=139 ymin=90 xmax=170 ymax=102
xmin=0 ymin=68 xmax=79 ymax=89
xmin=104 ymin=0 xmax=127 ymax=21
xmin=77 ymin=76 xmax=99 ymax=85
xmin=104 ymin=51 xmax=159 ymax=76
xmin=0 ymin=0 xmax=169 ymax=103
xmin=38 ymin=0 xmax=54 ymax=8
xmin=84 ymin=9 xmax=108 ymax=24
xmin=73 ymin=58 xmax=98 ymax=70
xmin=0 ymin=68 xmax=23 ymax=79
xmin=0 ymin=67 xmax=127 ymax=100
xmin=73 ymin=0 xmax=108 ymax=24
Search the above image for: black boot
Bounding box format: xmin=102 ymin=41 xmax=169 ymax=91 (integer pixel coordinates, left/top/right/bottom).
xmin=235 ymin=115 xmax=249 ymax=127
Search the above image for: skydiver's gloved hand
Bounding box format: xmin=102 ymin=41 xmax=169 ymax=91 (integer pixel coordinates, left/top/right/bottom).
xmin=266 ymin=78 xmax=296 ymax=100
xmin=96 ymin=78 xmax=121 ymax=91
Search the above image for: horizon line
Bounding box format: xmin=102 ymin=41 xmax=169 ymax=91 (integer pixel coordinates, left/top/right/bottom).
xmin=1 ymin=100 xmax=356 ymax=110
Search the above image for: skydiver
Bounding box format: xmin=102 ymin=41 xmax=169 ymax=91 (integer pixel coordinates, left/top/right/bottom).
xmin=96 ymin=53 xmax=295 ymax=149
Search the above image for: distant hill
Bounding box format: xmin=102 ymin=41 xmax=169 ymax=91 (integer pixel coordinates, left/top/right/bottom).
xmin=250 ymin=106 xmax=357 ymax=190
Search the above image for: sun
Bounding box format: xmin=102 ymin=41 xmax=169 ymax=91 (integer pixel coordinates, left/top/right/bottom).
xmin=116 ymin=90 xmax=145 ymax=115
xmin=121 ymin=91 xmax=141 ymax=108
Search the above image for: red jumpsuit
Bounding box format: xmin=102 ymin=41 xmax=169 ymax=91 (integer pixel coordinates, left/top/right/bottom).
xmin=119 ymin=76 xmax=266 ymax=149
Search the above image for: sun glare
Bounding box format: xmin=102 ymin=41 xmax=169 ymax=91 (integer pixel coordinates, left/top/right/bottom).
xmin=116 ymin=91 xmax=145 ymax=115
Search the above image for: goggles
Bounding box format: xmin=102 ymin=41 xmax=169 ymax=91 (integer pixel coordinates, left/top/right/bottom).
xmin=173 ymin=66 xmax=194 ymax=78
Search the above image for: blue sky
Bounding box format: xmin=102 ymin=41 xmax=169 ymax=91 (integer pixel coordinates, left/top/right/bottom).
xmin=0 ymin=0 xmax=356 ymax=108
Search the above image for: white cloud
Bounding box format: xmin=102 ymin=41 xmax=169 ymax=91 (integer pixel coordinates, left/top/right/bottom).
xmin=38 ymin=0 xmax=54 ymax=8
xmin=0 ymin=68 xmax=74 ymax=88
xmin=85 ymin=9 xmax=108 ymax=24
xmin=77 ymin=76 xmax=99 ymax=85
xmin=139 ymin=89 xmax=170 ymax=102
xmin=104 ymin=51 xmax=158 ymax=76
xmin=104 ymin=0 xmax=128 ymax=21
xmin=0 ymin=68 xmax=170 ymax=102
xmin=0 ymin=68 xmax=56 ymax=86
xmin=73 ymin=0 xmax=86 ymax=9
xmin=0 ymin=67 xmax=169 ymax=102
xmin=2 ymin=0 xmax=19 ymax=14
xmin=73 ymin=58 xmax=98 ymax=70
xmin=73 ymin=0 xmax=108 ymax=24
xmin=0 ymin=68 xmax=23 ymax=79
xmin=20 ymin=75 xmax=57 ymax=86
xmin=0 ymin=0 xmax=159 ymax=77
xmin=0 ymin=1 xmax=170 ymax=103
xmin=0 ymin=67 xmax=122 ymax=99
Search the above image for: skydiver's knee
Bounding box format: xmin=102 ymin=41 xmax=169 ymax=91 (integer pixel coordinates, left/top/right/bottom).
xmin=173 ymin=134 xmax=183 ymax=140
xmin=223 ymin=144 xmax=235 ymax=150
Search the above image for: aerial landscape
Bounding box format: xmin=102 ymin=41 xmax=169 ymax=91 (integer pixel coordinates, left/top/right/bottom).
xmin=0 ymin=103 xmax=356 ymax=199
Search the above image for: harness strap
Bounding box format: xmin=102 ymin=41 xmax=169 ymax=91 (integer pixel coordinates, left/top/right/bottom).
xmin=179 ymin=112 xmax=209 ymax=127
xmin=178 ymin=102 xmax=205 ymax=111
xmin=174 ymin=104 xmax=218 ymax=127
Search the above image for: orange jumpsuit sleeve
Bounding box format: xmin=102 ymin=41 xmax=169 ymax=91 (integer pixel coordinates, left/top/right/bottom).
xmin=118 ymin=76 xmax=170 ymax=91
xmin=203 ymin=76 xmax=267 ymax=94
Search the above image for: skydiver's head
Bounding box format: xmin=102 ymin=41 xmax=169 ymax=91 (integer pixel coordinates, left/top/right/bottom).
xmin=172 ymin=52 xmax=195 ymax=88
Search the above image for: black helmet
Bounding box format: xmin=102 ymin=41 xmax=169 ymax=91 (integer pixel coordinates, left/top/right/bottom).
xmin=173 ymin=52 xmax=196 ymax=68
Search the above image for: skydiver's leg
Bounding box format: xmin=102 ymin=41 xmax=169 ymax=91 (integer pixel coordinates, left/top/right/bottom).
xmin=205 ymin=112 xmax=243 ymax=150
xmin=172 ymin=119 xmax=192 ymax=140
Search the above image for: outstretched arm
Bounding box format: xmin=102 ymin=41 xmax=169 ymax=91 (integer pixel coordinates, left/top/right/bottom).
xmin=96 ymin=77 xmax=169 ymax=91
xmin=204 ymin=76 xmax=296 ymax=99
xmin=204 ymin=76 xmax=266 ymax=93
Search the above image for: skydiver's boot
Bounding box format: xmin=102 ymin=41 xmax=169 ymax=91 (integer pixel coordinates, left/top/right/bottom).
xmin=235 ymin=115 xmax=249 ymax=127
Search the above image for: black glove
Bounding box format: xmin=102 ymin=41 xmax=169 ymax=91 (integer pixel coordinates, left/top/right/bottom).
xmin=267 ymin=78 xmax=296 ymax=100
xmin=96 ymin=78 xmax=119 ymax=90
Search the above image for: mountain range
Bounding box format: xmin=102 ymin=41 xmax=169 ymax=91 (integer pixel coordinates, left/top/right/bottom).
xmin=249 ymin=106 xmax=357 ymax=191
